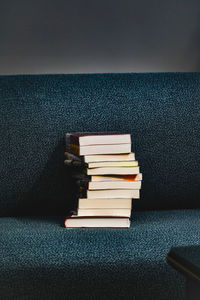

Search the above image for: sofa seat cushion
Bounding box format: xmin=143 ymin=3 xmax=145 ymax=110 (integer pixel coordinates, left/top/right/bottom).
xmin=1 ymin=209 xmax=200 ymax=300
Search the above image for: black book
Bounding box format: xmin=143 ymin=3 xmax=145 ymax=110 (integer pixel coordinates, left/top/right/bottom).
xmin=167 ymin=246 xmax=200 ymax=281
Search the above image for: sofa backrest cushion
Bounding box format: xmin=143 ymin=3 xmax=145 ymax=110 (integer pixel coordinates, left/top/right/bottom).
xmin=0 ymin=73 xmax=200 ymax=216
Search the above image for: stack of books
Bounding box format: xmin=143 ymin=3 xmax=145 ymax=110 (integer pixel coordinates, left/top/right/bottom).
xmin=64 ymin=133 xmax=142 ymax=228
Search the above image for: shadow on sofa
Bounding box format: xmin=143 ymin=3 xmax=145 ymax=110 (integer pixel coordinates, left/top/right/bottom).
xmin=14 ymin=139 xmax=75 ymax=217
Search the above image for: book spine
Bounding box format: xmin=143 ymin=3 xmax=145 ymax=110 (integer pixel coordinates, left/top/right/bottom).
xmin=75 ymin=179 xmax=90 ymax=189
xmin=64 ymin=159 xmax=87 ymax=168
xmin=64 ymin=133 xmax=71 ymax=152
xmin=71 ymin=172 xmax=91 ymax=180
xmin=64 ymin=152 xmax=83 ymax=162
xmin=76 ymin=186 xmax=87 ymax=198
xmin=65 ymin=134 xmax=81 ymax=153
xmin=65 ymin=133 xmax=82 ymax=147
xmin=69 ymin=144 xmax=80 ymax=156
xmin=70 ymin=196 xmax=79 ymax=212
xmin=69 ymin=134 xmax=80 ymax=146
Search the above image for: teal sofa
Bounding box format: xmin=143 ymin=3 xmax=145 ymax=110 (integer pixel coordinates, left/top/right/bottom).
xmin=0 ymin=73 xmax=200 ymax=299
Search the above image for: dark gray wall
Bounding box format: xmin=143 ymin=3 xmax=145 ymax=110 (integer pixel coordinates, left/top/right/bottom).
xmin=1 ymin=0 xmax=200 ymax=74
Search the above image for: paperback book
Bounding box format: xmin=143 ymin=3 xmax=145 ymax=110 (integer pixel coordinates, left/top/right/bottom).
xmin=65 ymin=215 xmax=131 ymax=228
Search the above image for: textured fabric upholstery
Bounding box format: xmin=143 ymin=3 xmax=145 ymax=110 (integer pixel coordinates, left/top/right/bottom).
xmin=1 ymin=209 xmax=200 ymax=300
xmin=1 ymin=73 xmax=200 ymax=299
xmin=0 ymin=73 xmax=200 ymax=216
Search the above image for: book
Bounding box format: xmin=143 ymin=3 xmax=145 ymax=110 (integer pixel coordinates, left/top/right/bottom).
xmin=70 ymin=173 xmax=142 ymax=183
xmin=78 ymin=198 xmax=132 ymax=209
xmin=77 ymin=208 xmax=131 ymax=217
xmin=64 ymin=216 xmax=130 ymax=228
xmin=64 ymin=160 xmax=138 ymax=168
xmin=84 ymin=153 xmax=136 ymax=163
xmin=65 ymin=132 xmax=131 ymax=146
xmin=80 ymin=189 xmax=140 ymax=199
xmin=88 ymin=161 xmax=138 ymax=168
xmin=91 ymin=174 xmax=143 ymax=182
xmin=77 ymin=180 xmax=142 ymax=190
xmin=90 ymin=174 xmax=142 ymax=182
xmin=86 ymin=166 xmax=140 ymax=175
xmin=69 ymin=143 xmax=131 ymax=156
xmin=64 ymin=152 xmax=136 ymax=163
xmin=64 ymin=159 xmax=86 ymax=167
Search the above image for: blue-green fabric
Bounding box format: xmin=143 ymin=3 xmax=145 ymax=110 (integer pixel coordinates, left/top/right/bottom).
xmin=0 ymin=72 xmax=200 ymax=216
xmin=1 ymin=209 xmax=200 ymax=300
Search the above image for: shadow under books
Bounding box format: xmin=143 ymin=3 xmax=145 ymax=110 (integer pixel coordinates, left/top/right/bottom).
xmin=20 ymin=139 xmax=76 ymax=219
